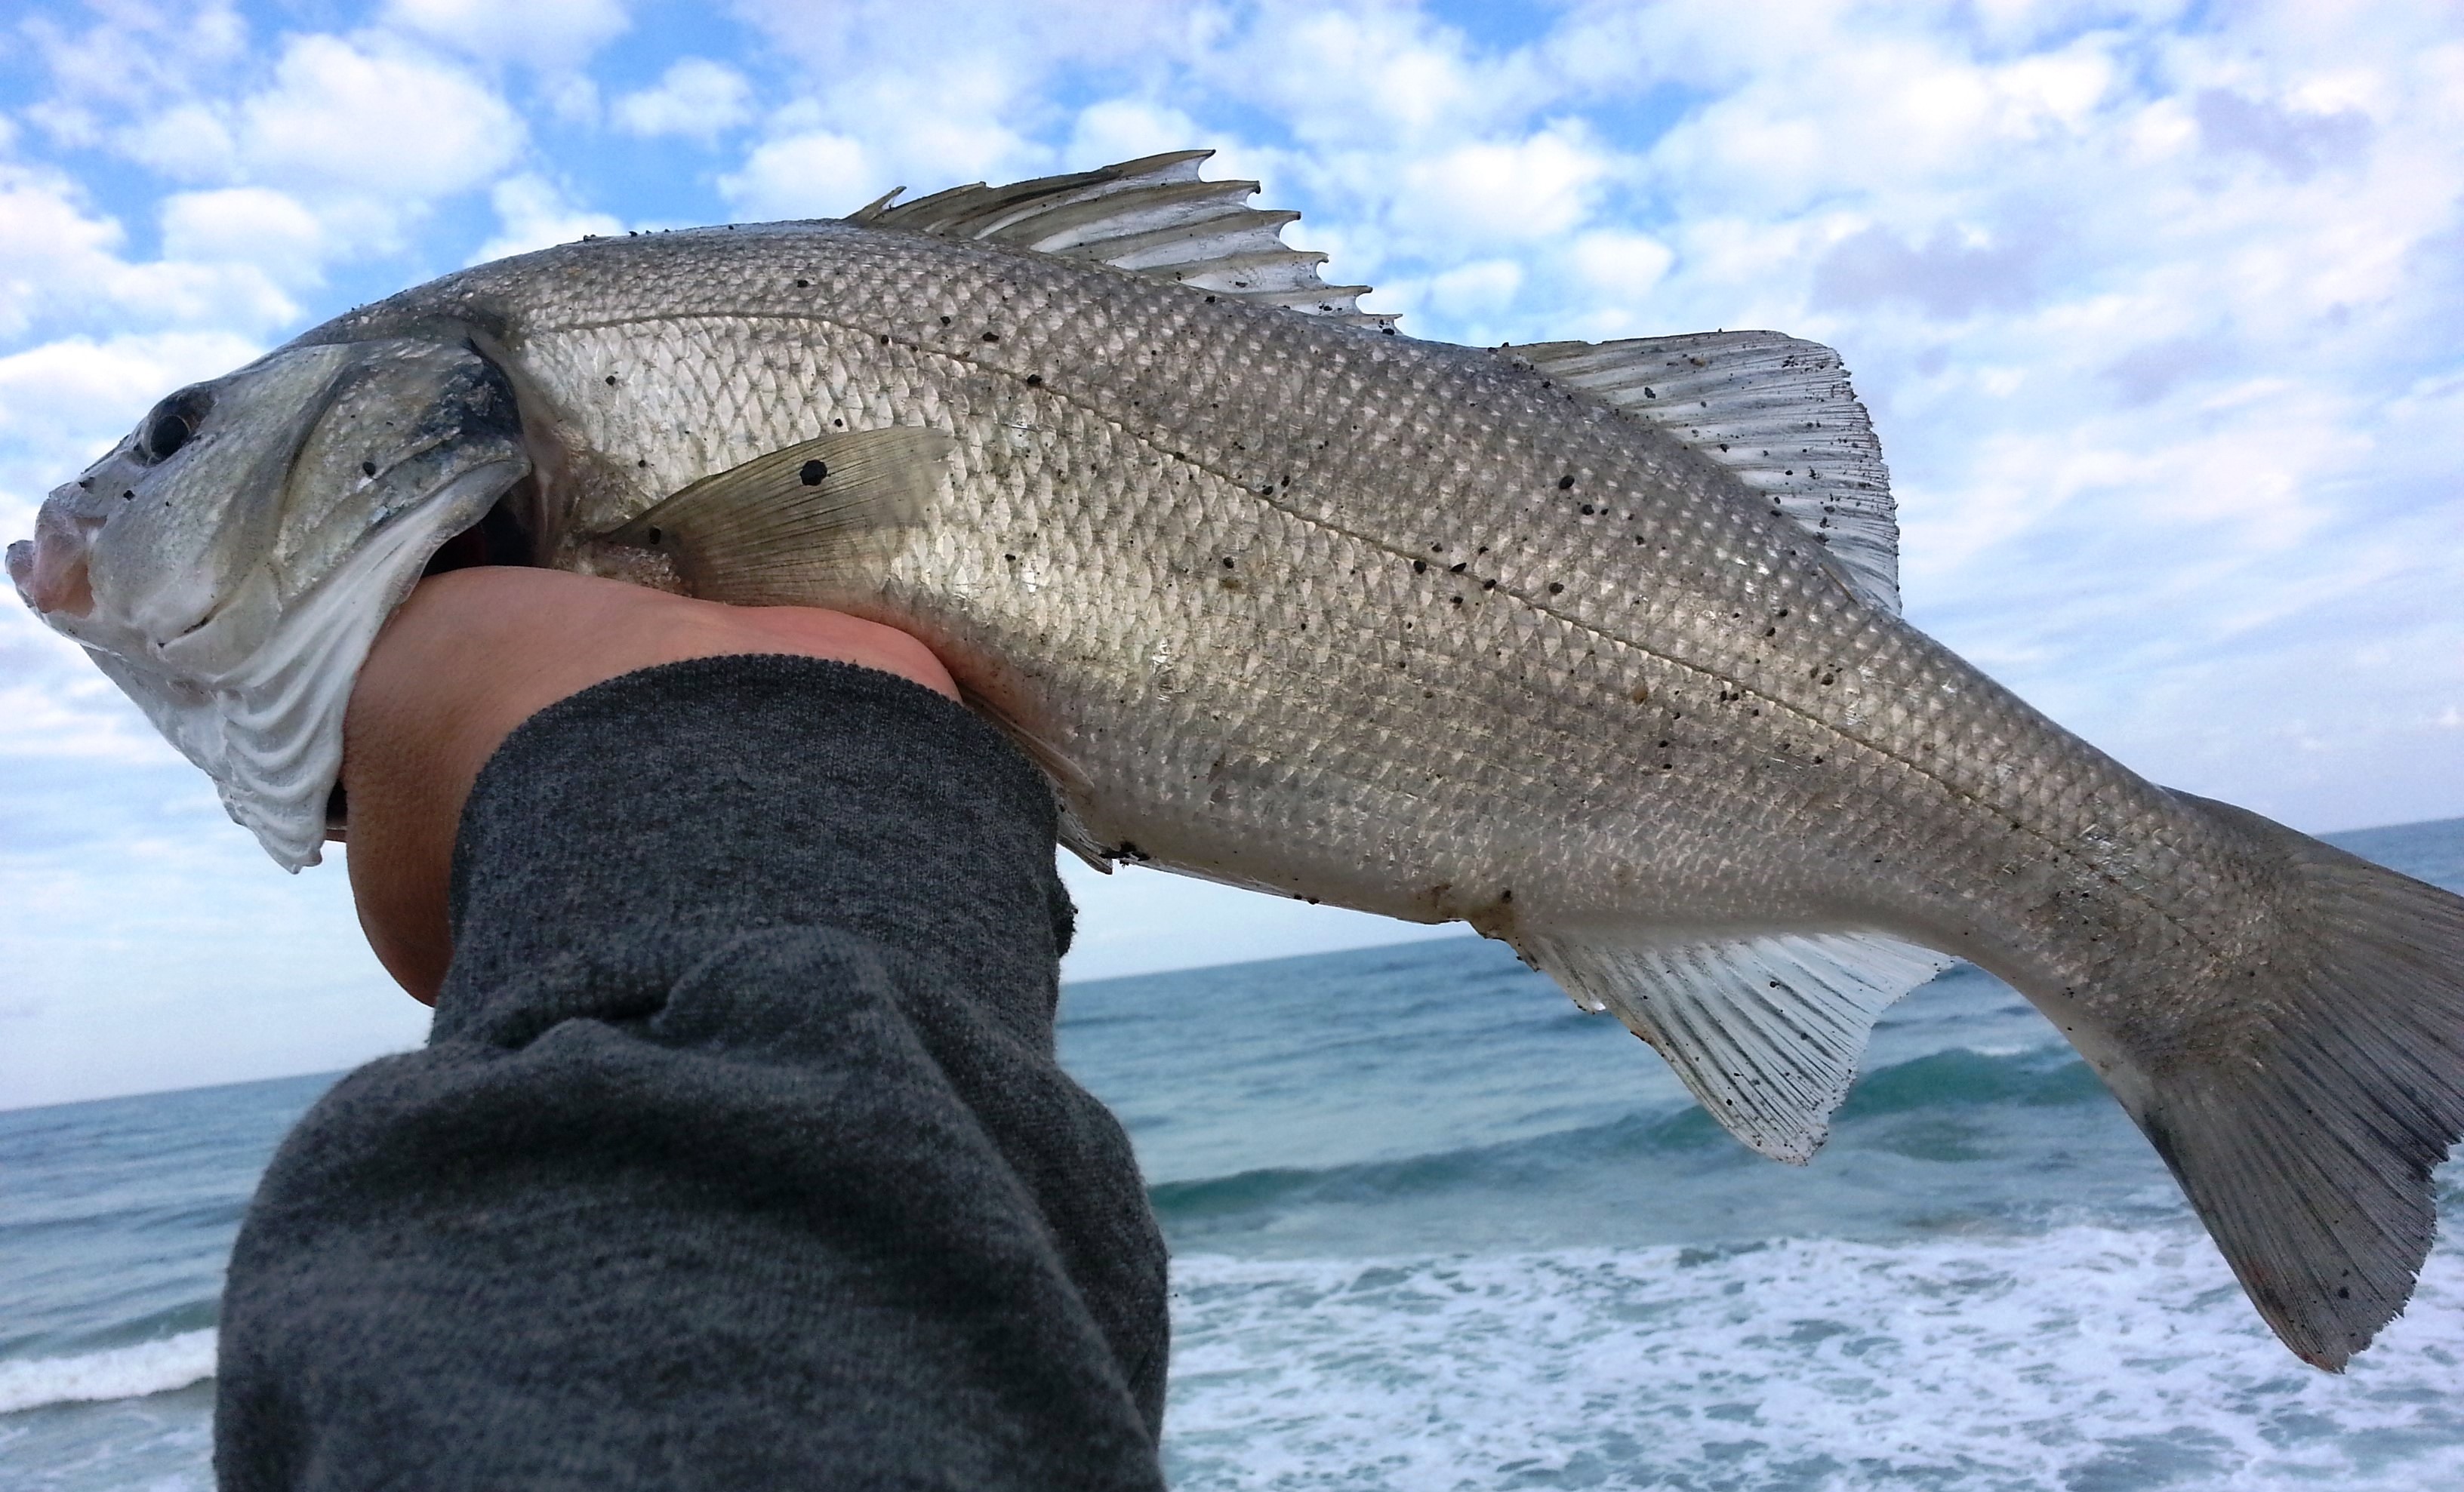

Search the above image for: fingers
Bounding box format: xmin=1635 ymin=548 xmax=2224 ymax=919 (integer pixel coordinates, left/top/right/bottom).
xmin=340 ymin=568 xmax=958 ymax=1003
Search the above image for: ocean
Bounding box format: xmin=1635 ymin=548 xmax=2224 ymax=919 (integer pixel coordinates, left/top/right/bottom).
xmin=5 ymin=818 xmax=2461 ymax=1490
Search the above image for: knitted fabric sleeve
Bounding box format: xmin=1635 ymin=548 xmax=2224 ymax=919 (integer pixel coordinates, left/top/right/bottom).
xmin=214 ymin=657 xmax=1169 ymax=1491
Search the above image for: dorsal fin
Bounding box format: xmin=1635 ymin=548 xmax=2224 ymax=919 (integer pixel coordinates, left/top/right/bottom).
xmin=849 ymin=150 xmax=1397 ymax=331
xmin=1505 ymin=332 xmax=1902 ymax=613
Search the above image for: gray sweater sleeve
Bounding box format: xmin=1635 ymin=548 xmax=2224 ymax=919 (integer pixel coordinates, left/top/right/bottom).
xmin=214 ymin=657 xmax=1170 ymax=1491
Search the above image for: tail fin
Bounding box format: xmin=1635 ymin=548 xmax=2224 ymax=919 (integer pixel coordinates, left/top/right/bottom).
xmin=2130 ymin=798 xmax=2464 ymax=1369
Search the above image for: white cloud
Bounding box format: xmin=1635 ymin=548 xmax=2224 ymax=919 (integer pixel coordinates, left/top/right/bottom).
xmin=719 ymin=65 xmax=1049 ymax=226
xmin=1396 ymin=127 xmax=1612 ymax=247
xmin=33 ymin=26 xmax=528 ymax=269
xmin=17 ymin=0 xmax=253 ymax=152
xmin=0 ymin=801 xmax=428 ymax=1109
xmin=0 ymin=165 xmax=128 ymax=338
xmin=383 ymin=0 xmax=631 ymax=69
xmin=720 ymin=1 xmax=1201 ymax=216
xmin=0 ymin=167 xmax=297 ymax=339
xmin=1566 ymin=230 xmax=1675 ymax=298
xmin=159 ymin=187 xmax=328 ymax=288
xmin=541 ymin=72 xmax=605 ymax=128
xmin=0 ymin=658 xmax=187 ymax=768
xmin=237 ymin=35 xmax=525 ymax=201
xmin=719 ymin=130 xmax=880 ymax=220
xmin=1810 ymin=221 xmax=2043 ymax=321
xmin=612 ymin=57 xmax=755 ymax=144
xmin=1427 ymin=259 xmax=1522 ymax=318
xmin=1209 ymin=2 xmax=1535 ymax=146
xmin=473 ymin=174 xmax=624 ymax=262
xmin=730 ymin=0 xmax=1191 ymax=80
xmin=1067 ymin=97 xmax=1211 ymax=171
xmin=830 ymin=69 xmax=1044 ymax=186
xmin=118 ymin=102 xmax=242 ymax=183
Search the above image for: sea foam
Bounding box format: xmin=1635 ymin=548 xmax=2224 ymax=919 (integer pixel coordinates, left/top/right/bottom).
xmin=1164 ymin=1224 xmax=2464 ymax=1491
xmin=0 ymin=1332 xmax=217 ymax=1417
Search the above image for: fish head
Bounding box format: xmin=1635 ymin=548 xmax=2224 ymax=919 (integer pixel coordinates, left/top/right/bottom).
xmin=6 ymin=337 xmax=534 ymax=869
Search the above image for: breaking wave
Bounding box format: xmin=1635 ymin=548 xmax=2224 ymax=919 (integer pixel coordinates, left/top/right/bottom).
xmin=1165 ymin=1226 xmax=2464 ymax=1491
xmin=0 ymin=1333 xmax=216 ymax=1417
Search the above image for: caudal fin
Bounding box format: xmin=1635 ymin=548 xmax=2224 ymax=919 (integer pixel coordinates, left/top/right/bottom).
xmin=2131 ymin=799 xmax=2464 ymax=1369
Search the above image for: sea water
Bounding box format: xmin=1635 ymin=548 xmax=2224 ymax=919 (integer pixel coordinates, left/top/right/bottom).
xmin=5 ymin=820 xmax=2460 ymax=1490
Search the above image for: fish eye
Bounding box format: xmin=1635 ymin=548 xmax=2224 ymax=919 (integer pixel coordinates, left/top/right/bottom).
xmin=138 ymin=387 xmax=213 ymax=464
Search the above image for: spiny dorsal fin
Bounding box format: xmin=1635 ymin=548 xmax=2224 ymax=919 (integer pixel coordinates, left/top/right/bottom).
xmin=602 ymin=427 xmax=953 ymax=605
xmin=1505 ymin=332 xmax=1902 ymax=613
xmin=849 ymin=151 xmax=1397 ymax=331
xmin=1514 ymin=924 xmax=1952 ymax=1163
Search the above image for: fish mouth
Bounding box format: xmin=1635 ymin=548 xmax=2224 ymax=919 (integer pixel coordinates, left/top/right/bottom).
xmin=408 ymin=337 xmax=570 ymax=580
xmin=417 ymin=470 xmax=542 ymax=578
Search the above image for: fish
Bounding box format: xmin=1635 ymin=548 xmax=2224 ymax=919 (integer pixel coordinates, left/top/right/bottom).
xmin=11 ymin=151 xmax=2462 ymax=1370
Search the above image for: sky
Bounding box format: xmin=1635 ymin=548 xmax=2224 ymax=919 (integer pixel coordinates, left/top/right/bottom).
xmin=2 ymin=0 xmax=2460 ymax=1109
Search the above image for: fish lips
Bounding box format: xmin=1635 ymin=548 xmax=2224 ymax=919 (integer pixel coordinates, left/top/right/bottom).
xmin=5 ymin=502 xmax=101 ymax=617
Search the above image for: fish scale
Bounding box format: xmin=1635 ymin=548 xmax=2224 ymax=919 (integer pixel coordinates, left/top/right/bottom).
xmin=12 ymin=153 xmax=2462 ymax=1370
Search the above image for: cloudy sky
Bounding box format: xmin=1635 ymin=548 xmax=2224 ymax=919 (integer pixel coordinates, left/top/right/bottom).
xmin=3 ymin=0 xmax=2459 ymax=1109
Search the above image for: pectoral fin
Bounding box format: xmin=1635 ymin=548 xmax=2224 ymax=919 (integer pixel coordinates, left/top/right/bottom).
xmin=958 ymin=681 xmax=1115 ymax=872
xmin=602 ymin=427 xmax=955 ymax=605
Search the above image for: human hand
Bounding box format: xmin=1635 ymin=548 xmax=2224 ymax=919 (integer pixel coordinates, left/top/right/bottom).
xmin=339 ymin=567 xmax=958 ymax=1004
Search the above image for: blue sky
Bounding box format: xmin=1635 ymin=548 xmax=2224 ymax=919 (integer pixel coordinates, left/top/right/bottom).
xmin=3 ymin=0 xmax=2460 ymax=1108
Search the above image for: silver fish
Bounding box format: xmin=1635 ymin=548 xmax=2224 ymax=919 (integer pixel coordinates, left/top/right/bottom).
xmin=12 ymin=152 xmax=2462 ymax=1369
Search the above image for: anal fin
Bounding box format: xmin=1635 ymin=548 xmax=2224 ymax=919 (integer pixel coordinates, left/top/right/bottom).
xmin=1516 ymin=925 xmax=1952 ymax=1163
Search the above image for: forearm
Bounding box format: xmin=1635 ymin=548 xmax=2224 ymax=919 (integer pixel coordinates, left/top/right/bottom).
xmin=215 ymin=657 xmax=1168 ymax=1490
